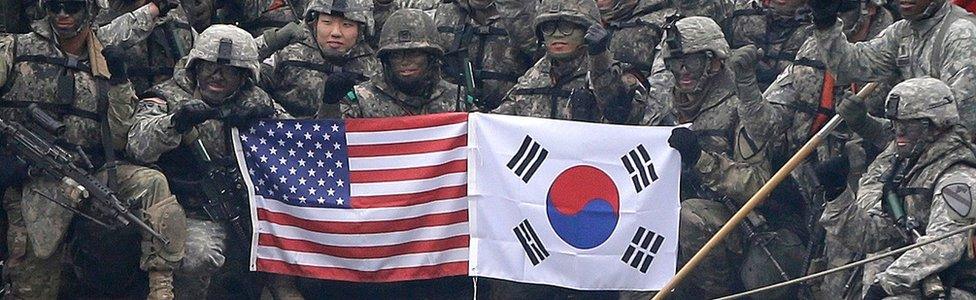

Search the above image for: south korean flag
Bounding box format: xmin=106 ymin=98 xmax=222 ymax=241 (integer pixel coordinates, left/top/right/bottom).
xmin=466 ymin=113 xmax=681 ymax=291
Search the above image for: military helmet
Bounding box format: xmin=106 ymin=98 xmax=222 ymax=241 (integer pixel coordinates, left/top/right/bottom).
xmin=40 ymin=0 xmax=105 ymax=25
xmin=533 ymin=0 xmax=601 ymax=41
xmin=884 ymin=77 xmax=959 ymax=128
xmin=305 ymin=0 xmax=375 ymax=36
xmin=660 ymin=16 xmax=730 ymax=59
xmin=377 ymin=8 xmax=443 ymax=57
xmin=186 ymin=25 xmax=261 ymax=82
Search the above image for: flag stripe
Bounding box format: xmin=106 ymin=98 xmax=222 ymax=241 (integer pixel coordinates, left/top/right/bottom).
xmin=258 ymin=221 xmax=469 ymax=247
xmin=515 ymin=143 xmax=541 ymax=175
xmin=256 ymin=195 xmax=466 ymax=222
xmin=256 ymin=208 xmax=468 ymax=234
xmin=348 ymin=148 xmax=467 ymax=171
xmin=256 ymin=259 xmax=468 ymax=282
xmin=350 ymin=173 xmax=466 ymax=197
xmin=507 ymin=136 xmax=533 ymax=169
xmin=255 ymin=246 xmax=468 ymax=271
xmin=523 ymin=220 xmax=549 ymax=257
xmin=350 ymin=185 xmax=467 ymax=209
xmin=522 ymin=148 xmax=548 ymax=182
xmin=347 ymin=135 xmax=467 ymax=158
xmin=346 ymin=122 xmax=467 ymax=146
xmin=345 ymin=113 xmax=468 ymax=132
xmin=349 ymin=160 xmax=467 ymax=183
xmin=258 ymin=234 xmax=469 ymax=259
xmin=630 ymin=151 xmax=650 ymax=187
xmin=514 ymin=225 xmax=539 ymax=265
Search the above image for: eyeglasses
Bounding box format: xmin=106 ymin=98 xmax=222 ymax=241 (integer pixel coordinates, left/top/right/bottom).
xmin=539 ymin=21 xmax=580 ymax=36
xmin=664 ymin=52 xmax=710 ymax=73
xmin=44 ymin=1 xmax=86 ymax=15
xmin=196 ymin=61 xmax=243 ymax=81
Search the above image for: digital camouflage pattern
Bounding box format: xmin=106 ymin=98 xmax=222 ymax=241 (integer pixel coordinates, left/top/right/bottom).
xmin=434 ymin=0 xmax=537 ymax=110
xmin=602 ymin=0 xmax=674 ymax=78
xmin=726 ymin=0 xmax=813 ymax=89
xmin=673 ymin=0 xmax=734 ymax=24
xmin=811 ymin=0 xmax=976 ymax=131
xmin=0 ymin=16 xmax=186 ymax=299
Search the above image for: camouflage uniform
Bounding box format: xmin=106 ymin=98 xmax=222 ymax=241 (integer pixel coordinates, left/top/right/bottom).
xmin=434 ymin=0 xmax=538 ymax=110
xmin=827 ymin=78 xmax=976 ymax=299
xmin=125 ymin=25 xmax=298 ymax=299
xmin=493 ymin=0 xmax=643 ymax=125
xmin=725 ymin=0 xmax=813 ymax=90
xmin=95 ymin=3 xmax=193 ymax=95
xmin=674 ymin=0 xmax=733 ymax=24
xmin=0 ymin=1 xmax=186 ymax=298
xmin=810 ymin=0 xmax=976 ymax=132
xmin=261 ymin=0 xmax=379 ymax=118
xmin=601 ymin=0 xmax=674 ymax=82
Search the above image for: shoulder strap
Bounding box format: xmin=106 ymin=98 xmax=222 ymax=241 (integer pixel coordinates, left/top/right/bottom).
xmin=929 ymin=9 xmax=966 ymax=79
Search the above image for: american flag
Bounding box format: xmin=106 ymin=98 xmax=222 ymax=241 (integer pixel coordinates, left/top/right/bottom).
xmin=233 ymin=113 xmax=469 ymax=282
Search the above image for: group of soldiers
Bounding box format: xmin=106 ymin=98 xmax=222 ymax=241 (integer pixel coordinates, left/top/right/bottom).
xmin=1 ymin=0 xmax=976 ymax=299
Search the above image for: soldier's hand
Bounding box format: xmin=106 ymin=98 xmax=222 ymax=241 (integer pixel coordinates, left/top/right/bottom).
xmin=171 ymin=99 xmax=216 ymax=133
xmin=863 ymin=282 xmax=889 ymax=300
xmin=584 ymin=24 xmax=611 ymax=55
xmin=101 ymin=45 xmax=129 ymax=85
xmin=809 ymin=0 xmax=840 ymax=30
xmin=262 ymin=22 xmax=308 ymax=54
xmin=322 ymin=72 xmax=361 ymax=104
xmin=668 ymin=127 xmax=702 ymax=167
xmin=220 ymin=104 xmax=275 ymax=129
xmin=815 ymin=155 xmax=849 ymax=200
xmin=837 ymin=91 xmax=868 ymax=128
xmin=151 ymin=0 xmax=179 ymax=17
xmin=729 ymin=45 xmax=760 ymax=85
xmin=182 ymin=0 xmax=214 ymax=32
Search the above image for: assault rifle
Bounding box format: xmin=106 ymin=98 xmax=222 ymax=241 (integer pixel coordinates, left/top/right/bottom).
xmin=190 ymin=139 xmax=250 ymax=243
xmin=0 ymin=105 xmax=168 ymax=244
xmin=717 ymin=196 xmax=793 ymax=282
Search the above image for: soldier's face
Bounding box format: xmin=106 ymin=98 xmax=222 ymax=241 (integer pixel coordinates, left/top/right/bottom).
xmin=665 ymin=52 xmax=716 ymax=93
xmin=899 ymin=0 xmax=935 ymax=20
xmin=893 ymin=119 xmax=935 ymax=157
xmin=194 ymin=61 xmax=246 ymax=104
xmin=315 ymin=14 xmax=360 ymax=55
xmin=540 ymin=21 xmax=585 ymax=60
xmin=45 ymin=1 xmax=88 ymax=37
xmin=388 ymin=50 xmax=430 ymax=84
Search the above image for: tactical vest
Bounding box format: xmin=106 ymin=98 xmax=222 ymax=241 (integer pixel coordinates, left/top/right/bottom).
xmin=888 ymin=137 xmax=976 ymax=233
xmin=0 ymin=32 xmax=106 ymax=152
xmin=349 ymin=78 xmax=463 ymax=117
xmin=508 ymin=57 xmax=590 ymax=120
xmin=271 ymin=42 xmax=374 ymax=117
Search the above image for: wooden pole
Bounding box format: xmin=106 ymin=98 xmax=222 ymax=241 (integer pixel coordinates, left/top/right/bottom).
xmin=651 ymin=82 xmax=880 ymax=300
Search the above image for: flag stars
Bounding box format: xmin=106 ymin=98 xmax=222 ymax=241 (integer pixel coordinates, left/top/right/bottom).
xmin=269 ymin=165 xmax=278 ymax=173
xmin=259 ymin=138 xmax=267 ymax=145
xmin=298 ymin=177 xmax=307 ymax=185
xmin=336 ymin=198 xmax=344 ymax=205
xmin=241 ymin=135 xmax=249 ymax=142
xmin=327 ymin=169 xmax=335 ymax=177
xmin=298 ymin=196 xmax=307 ymax=204
xmin=276 ymin=122 xmax=284 ymax=129
xmin=259 ymin=121 xmax=266 ymax=126
xmin=317 ymin=160 xmax=325 ymax=167
xmin=257 ymin=178 xmax=265 ymax=186
xmin=279 ymin=157 xmax=288 ymax=165
xmin=335 ymin=161 xmax=343 ymax=169
xmin=294 ymin=123 xmax=303 ymax=130
xmin=267 ymin=129 xmax=275 ymax=137
xmin=289 ymin=149 xmax=297 ymax=156
xmin=327 ymin=188 xmax=335 ymax=196
xmin=279 ymin=176 xmax=287 ymax=183
xmin=260 ymin=155 xmax=268 ymax=163
xmin=286 ymin=131 xmax=294 ymax=139
xmin=313 ymin=124 xmax=321 ymax=131
xmin=307 ymin=169 xmax=316 ymax=177
xmin=249 ymin=127 xmax=257 ymax=134
xmin=270 ymin=147 xmax=278 ymax=155
xmin=304 ymin=132 xmax=312 ymax=140
xmin=325 ymin=151 xmax=334 ymax=159
xmin=317 ymin=197 xmax=325 ymax=204
xmin=298 ymin=159 xmax=307 ymax=167
xmin=308 ymin=187 xmax=317 ymax=195
xmin=323 ymin=133 xmax=331 ymax=140
xmin=317 ymin=179 xmax=326 ymax=186
xmin=277 ymin=140 xmax=286 ymax=146
xmin=289 ymin=186 xmax=297 ymax=194
xmin=250 ymin=145 xmax=258 ymax=153
xmin=336 ymin=179 xmax=345 ymax=187
xmin=333 ymin=142 xmax=341 ymax=150
xmin=315 ymin=142 xmax=322 ymax=149
xmin=307 ymin=150 xmax=315 ymax=158
xmin=331 ymin=124 xmax=339 ymax=132
xmin=288 ymin=168 xmax=297 ymax=175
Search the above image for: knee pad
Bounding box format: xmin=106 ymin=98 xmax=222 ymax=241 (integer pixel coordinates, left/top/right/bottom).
xmin=146 ymin=195 xmax=187 ymax=263
xmin=178 ymin=219 xmax=228 ymax=276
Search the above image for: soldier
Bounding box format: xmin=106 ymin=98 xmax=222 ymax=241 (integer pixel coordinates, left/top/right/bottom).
xmin=674 ymin=0 xmax=734 ymax=24
xmin=492 ymin=0 xmax=641 ymax=125
xmin=807 ymin=0 xmax=976 ymax=132
xmin=126 ymin=24 xmax=303 ymax=299
xmin=434 ymin=0 xmax=538 ymax=110
xmin=262 ymin=0 xmax=378 ymax=118
xmin=598 ymin=0 xmax=674 ymax=88
xmin=725 ymin=0 xmax=812 ymax=90
xmin=0 ymin=0 xmax=186 ymax=298
xmin=826 ymin=78 xmax=976 ymax=299
xmin=180 ymin=0 xmax=303 ymax=36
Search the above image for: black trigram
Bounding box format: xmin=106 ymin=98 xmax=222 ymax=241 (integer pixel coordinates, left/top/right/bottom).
xmin=621 ymin=144 xmax=658 ymax=193
xmin=507 ymin=136 xmax=548 ymax=183
xmin=514 ymin=219 xmax=550 ymax=266
xmin=621 ymin=227 xmax=665 ymax=273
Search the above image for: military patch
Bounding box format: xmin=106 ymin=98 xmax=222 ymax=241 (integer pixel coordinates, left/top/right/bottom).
xmin=943 ymin=183 xmax=973 ymax=218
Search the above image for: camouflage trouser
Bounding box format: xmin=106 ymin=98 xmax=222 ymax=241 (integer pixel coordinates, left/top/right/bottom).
xmin=174 ymin=218 xmax=227 ymax=299
xmin=674 ymin=198 xmax=743 ymax=298
xmin=2 ymin=164 xmax=186 ymax=299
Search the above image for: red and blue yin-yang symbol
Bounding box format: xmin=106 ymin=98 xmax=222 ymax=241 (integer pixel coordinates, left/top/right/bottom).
xmin=546 ymin=165 xmax=620 ymax=249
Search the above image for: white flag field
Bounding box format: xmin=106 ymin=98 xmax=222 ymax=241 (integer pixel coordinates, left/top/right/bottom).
xmin=236 ymin=112 xmax=681 ymax=290
xmin=467 ymin=113 xmax=681 ymax=291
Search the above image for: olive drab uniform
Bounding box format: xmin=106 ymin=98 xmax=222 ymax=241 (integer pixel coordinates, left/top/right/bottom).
xmin=125 ymin=25 xmax=295 ymax=299
xmin=827 ymin=78 xmax=976 ymax=298
xmin=95 ymin=3 xmax=193 ymax=95
xmin=492 ymin=0 xmax=643 ymax=125
xmin=262 ymin=0 xmax=379 ymax=118
xmin=434 ymin=0 xmax=537 ymax=111
xmin=0 ymin=6 xmax=186 ymax=299
xmin=811 ymin=0 xmax=976 ymax=132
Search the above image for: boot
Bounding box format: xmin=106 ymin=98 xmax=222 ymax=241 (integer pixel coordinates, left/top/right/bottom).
xmin=147 ymin=270 xmax=175 ymax=300
xmin=262 ymin=275 xmax=304 ymax=300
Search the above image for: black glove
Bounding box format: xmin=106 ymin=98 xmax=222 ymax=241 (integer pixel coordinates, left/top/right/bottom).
xmin=584 ymin=24 xmax=611 ymax=55
xmin=863 ymin=282 xmax=889 ymax=300
xmin=220 ymin=104 xmax=275 ymax=129
xmin=837 ymin=91 xmax=868 ymax=129
xmin=182 ymin=0 xmax=214 ymax=32
xmin=152 ymin=0 xmax=178 ymax=16
xmin=809 ymin=0 xmax=841 ymax=30
xmin=0 ymin=154 xmax=28 ymax=188
xmin=669 ymin=127 xmax=702 ymax=167
xmin=171 ymin=99 xmax=215 ymax=133
xmin=101 ymin=45 xmax=128 ymax=85
xmin=323 ymin=72 xmax=361 ymax=104
xmin=262 ymin=22 xmax=307 ymax=53
xmin=815 ymin=155 xmax=850 ymax=200
xmin=569 ymin=87 xmax=598 ymax=122
xmin=729 ymin=45 xmax=760 ymax=86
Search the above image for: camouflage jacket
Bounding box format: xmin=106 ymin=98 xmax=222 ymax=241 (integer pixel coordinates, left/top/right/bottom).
xmin=261 ymin=32 xmax=379 ymax=118
xmin=811 ymin=1 xmax=976 ymax=130
xmin=96 ymin=5 xmax=194 ymax=95
xmin=434 ymin=1 xmax=536 ymax=110
xmin=493 ymin=52 xmax=642 ymax=124
xmin=603 ymin=0 xmax=674 ymax=78
xmin=337 ymin=75 xmax=467 ymax=117
xmin=674 ymin=0 xmax=733 ymax=24
xmin=726 ymin=0 xmax=813 ymax=89
xmin=839 ymin=128 xmax=976 ymax=295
